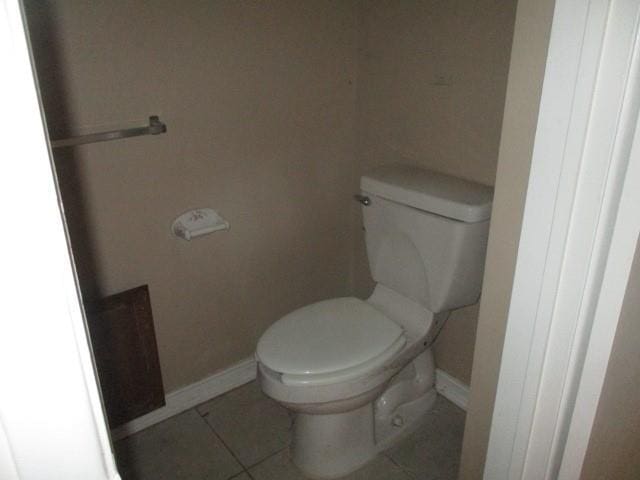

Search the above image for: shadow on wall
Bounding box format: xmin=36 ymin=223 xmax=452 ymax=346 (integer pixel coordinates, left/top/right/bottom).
xmin=24 ymin=0 xmax=102 ymax=301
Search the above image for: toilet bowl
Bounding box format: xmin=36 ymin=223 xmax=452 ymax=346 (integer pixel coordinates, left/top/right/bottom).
xmin=256 ymin=165 xmax=493 ymax=479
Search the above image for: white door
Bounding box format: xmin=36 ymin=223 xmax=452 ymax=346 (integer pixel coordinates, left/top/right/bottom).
xmin=0 ymin=1 xmax=120 ymax=479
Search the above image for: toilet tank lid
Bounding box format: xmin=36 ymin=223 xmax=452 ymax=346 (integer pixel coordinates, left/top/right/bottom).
xmin=361 ymin=165 xmax=494 ymax=222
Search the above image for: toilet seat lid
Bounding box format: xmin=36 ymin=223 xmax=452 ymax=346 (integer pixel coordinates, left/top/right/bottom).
xmin=256 ymin=297 xmax=405 ymax=379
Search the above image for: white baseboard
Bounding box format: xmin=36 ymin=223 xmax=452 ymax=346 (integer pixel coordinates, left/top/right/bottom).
xmin=435 ymin=368 xmax=469 ymax=411
xmin=111 ymin=361 xmax=467 ymax=440
xmin=111 ymin=357 xmax=257 ymax=440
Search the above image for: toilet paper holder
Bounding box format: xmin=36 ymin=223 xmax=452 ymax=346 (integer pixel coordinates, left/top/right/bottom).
xmin=171 ymin=208 xmax=229 ymax=241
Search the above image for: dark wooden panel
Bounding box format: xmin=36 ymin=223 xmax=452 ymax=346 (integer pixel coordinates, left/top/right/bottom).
xmin=86 ymin=285 xmax=165 ymax=428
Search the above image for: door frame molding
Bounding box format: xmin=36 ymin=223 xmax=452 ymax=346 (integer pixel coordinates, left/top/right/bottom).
xmin=485 ymin=0 xmax=640 ymax=478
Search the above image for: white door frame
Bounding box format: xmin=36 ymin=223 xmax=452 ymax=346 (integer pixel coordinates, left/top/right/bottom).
xmin=0 ymin=1 xmax=120 ymax=479
xmin=485 ymin=0 xmax=640 ymax=479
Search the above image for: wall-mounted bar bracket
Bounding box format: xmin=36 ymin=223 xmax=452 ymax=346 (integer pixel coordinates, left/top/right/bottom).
xmin=51 ymin=116 xmax=167 ymax=149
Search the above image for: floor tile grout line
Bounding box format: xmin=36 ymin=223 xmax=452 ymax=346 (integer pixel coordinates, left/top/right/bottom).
xmin=194 ymin=381 xmax=259 ymax=418
xmin=243 ymin=445 xmax=288 ymax=471
xmin=384 ymin=451 xmax=417 ymax=479
xmin=195 ymin=380 xmax=293 ymax=478
xmin=198 ymin=410 xmax=252 ymax=477
xmin=197 ymin=404 xmax=290 ymax=473
xmin=229 ymin=470 xmax=256 ymax=480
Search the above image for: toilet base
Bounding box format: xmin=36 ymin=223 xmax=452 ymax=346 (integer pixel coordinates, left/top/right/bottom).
xmin=375 ymin=387 xmax=437 ymax=452
xmin=289 ymin=350 xmax=438 ymax=478
xmin=291 ymin=403 xmax=376 ymax=479
xmin=374 ymin=349 xmax=438 ymax=450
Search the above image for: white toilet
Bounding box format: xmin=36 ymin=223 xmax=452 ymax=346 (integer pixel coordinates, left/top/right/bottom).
xmin=256 ymin=164 xmax=493 ymax=479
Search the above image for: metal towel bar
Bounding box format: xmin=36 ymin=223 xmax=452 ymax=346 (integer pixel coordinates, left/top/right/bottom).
xmin=51 ymin=115 xmax=167 ymax=148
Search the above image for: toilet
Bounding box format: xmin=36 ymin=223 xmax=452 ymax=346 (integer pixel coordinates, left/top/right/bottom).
xmin=256 ymin=164 xmax=493 ymax=479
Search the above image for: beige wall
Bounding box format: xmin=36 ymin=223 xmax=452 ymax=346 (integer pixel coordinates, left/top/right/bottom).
xmin=458 ymin=0 xmax=557 ymax=477
xmin=356 ymin=0 xmax=516 ymax=185
xmin=580 ymin=239 xmax=640 ymax=480
xmin=353 ymin=0 xmax=517 ymax=384
xmin=26 ymin=0 xmax=359 ymax=392
xmin=27 ymin=1 xmax=518 ymax=398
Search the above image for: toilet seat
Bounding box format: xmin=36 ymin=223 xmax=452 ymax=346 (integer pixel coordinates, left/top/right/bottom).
xmin=256 ymin=297 xmax=406 ymax=386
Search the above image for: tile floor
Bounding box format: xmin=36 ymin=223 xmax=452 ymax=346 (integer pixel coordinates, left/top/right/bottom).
xmin=114 ymin=381 xmax=465 ymax=480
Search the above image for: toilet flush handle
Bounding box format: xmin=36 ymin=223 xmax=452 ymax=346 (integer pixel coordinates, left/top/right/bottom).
xmin=354 ymin=194 xmax=371 ymax=206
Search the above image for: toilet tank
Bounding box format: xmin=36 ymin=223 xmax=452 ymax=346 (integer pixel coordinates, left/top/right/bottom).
xmin=360 ymin=165 xmax=493 ymax=313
